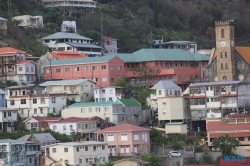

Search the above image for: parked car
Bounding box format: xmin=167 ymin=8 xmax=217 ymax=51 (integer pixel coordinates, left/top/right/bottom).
xmin=148 ymin=119 xmax=158 ymax=126
xmin=169 ymin=151 xmax=182 ymax=157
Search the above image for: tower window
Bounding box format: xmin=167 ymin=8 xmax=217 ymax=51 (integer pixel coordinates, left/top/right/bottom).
xmin=231 ymin=28 xmax=234 ymax=38
xmin=225 ymin=52 xmax=227 ymax=58
xmin=221 ymin=29 xmax=224 ymax=38
xmin=225 ymin=63 xmax=228 ymax=70
xmin=220 ymin=52 xmax=223 ymax=58
xmin=237 ymin=62 xmax=241 ymax=69
xmin=242 ymin=62 xmax=244 ymax=69
xmin=221 ymin=63 xmax=223 ymax=70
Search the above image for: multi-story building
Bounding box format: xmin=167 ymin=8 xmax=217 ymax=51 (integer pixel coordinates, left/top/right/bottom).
xmin=41 ymin=32 xmax=101 ymax=57
xmin=0 ymin=89 xmax=6 ymax=107
xmin=5 ymin=84 xmax=67 ymax=118
xmin=61 ymin=21 xmax=77 ymax=33
xmin=0 ymin=139 xmax=26 ymax=166
xmin=94 ymin=86 xmax=125 ymax=102
xmin=0 ymin=47 xmax=36 ymax=85
xmin=0 ymin=17 xmax=7 ymax=35
xmin=103 ymin=36 xmax=118 ymax=54
xmin=40 ymin=79 xmax=96 ymax=102
xmin=50 ymin=117 xmax=99 ymax=140
xmin=42 ymin=56 xmax=125 ymax=87
xmin=106 ymin=48 xmax=209 ymax=90
xmin=41 ymin=0 xmax=97 ymax=15
xmin=153 ymin=41 xmax=197 ymax=53
xmin=61 ymin=102 xmax=126 ymax=125
xmin=0 ymin=107 xmax=18 ymax=133
xmin=24 ymin=116 xmax=62 ymax=131
xmin=44 ymin=141 xmax=108 ymax=166
xmin=17 ymin=133 xmax=59 ymax=166
xmin=187 ymin=81 xmax=250 ymax=132
xmin=12 ymin=15 xmax=43 ymax=28
xmin=44 ymin=51 xmax=87 ymax=60
xmin=95 ymin=123 xmax=150 ymax=157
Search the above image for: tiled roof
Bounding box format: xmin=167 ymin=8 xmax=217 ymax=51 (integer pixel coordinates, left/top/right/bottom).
xmin=150 ymin=80 xmax=181 ymax=90
xmin=50 ymin=51 xmax=87 ymax=59
xmin=103 ymin=36 xmax=118 ymax=41
xmin=40 ymin=79 xmax=94 ymax=86
xmin=24 ymin=116 xmax=62 ymax=122
xmin=235 ymin=46 xmax=250 ymax=64
xmin=95 ymin=123 xmax=150 ymax=133
xmin=117 ymin=98 xmax=141 ymax=106
xmin=207 ymin=120 xmax=250 ymax=132
xmin=43 ymin=55 xmax=117 ymax=67
xmin=41 ymin=32 xmax=92 ymax=40
xmin=52 ymin=117 xmax=96 ymax=123
xmin=69 ymin=101 xmax=121 ymax=107
xmin=106 ymin=49 xmax=210 ymax=62
xmin=0 ymin=47 xmax=25 ymax=54
xmin=66 ymin=42 xmax=102 ymax=48
xmin=16 ymin=60 xmax=32 ymax=65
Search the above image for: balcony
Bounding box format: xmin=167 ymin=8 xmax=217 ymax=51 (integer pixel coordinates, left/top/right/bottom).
xmin=224 ymin=114 xmax=250 ymax=124
xmin=77 ymin=127 xmax=99 ymax=133
xmin=190 ymin=105 xmax=206 ymax=109
xmin=221 ymin=102 xmax=237 ymax=108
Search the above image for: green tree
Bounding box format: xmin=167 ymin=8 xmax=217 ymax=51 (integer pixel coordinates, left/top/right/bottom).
xmin=212 ymin=134 xmax=240 ymax=156
xmin=201 ymin=146 xmax=213 ymax=164
xmin=133 ymin=65 xmax=160 ymax=86
xmin=99 ymin=160 xmax=113 ymax=166
xmin=140 ymin=153 xmax=161 ymax=166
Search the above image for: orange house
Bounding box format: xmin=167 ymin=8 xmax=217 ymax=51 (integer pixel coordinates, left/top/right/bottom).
xmin=24 ymin=116 xmax=62 ymax=131
xmin=43 ymin=56 xmax=124 ymax=87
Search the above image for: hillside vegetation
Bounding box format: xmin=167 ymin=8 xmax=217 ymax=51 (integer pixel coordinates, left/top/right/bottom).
xmin=1 ymin=0 xmax=250 ymax=55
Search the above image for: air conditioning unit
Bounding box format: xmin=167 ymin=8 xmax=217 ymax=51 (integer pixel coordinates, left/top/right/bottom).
xmin=211 ymin=114 xmax=215 ymax=117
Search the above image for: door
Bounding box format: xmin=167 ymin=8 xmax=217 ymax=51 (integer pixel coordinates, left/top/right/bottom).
xmin=145 ymin=133 xmax=148 ymax=142
xmin=126 ymin=146 xmax=129 ymax=153
xmin=134 ymin=145 xmax=137 ymax=153
xmin=112 ymin=147 xmax=115 ymax=156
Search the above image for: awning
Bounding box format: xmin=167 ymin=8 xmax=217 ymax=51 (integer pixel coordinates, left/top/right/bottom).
xmin=210 ymin=132 xmax=250 ymax=138
xmin=134 ymin=113 xmax=140 ymax=116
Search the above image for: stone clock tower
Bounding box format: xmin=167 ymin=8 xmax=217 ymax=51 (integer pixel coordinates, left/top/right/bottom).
xmin=215 ymin=20 xmax=235 ymax=81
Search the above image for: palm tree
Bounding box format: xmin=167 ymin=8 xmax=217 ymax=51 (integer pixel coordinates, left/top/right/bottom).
xmin=212 ymin=134 xmax=240 ymax=155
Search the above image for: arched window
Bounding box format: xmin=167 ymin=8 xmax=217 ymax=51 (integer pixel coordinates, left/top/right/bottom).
xmin=221 ymin=29 xmax=224 ymax=38
xmin=221 ymin=63 xmax=223 ymax=70
xmin=242 ymin=62 xmax=244 ymax=69
xmin=220 ymin=52 xmax=223 ymax=58
xmin=237 ymin=62 xmax=241 ymax=69
xmin=225 ymin=52 xmax=227 ymax=58
xmin=225 ymin=63 xmax=228 ymax=70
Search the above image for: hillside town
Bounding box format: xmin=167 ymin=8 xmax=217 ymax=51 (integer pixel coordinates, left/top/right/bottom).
xmin=1 ymin=1 xmax=250 ymax=166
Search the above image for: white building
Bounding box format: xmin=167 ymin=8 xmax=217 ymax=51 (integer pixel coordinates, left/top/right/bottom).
xmin=61 ymin=21 xmax=77 ymax=33
xmin=0 ymin=89 xmax=6 ymax=107
xmin=15 ymin=60 xmax=36 ymax=84
xmin=40 ymin=79 xmax=96 ymax=102
xmin=49 ymin=117 xmax=99 ymax=140
xmin=0 ymin=107 xmax=18 ymax=133
xmin=41 ymin=32 xmax=102 ymax=57
xmin=5 ymin=85 xmax=67 ymax=118
xmin=45 ymin=141 xmax=108 ymax=166
xmin=12 ymin=15 xmax=43 ymax=27
xmin=94 ymin=86 xmax=125 ymax=102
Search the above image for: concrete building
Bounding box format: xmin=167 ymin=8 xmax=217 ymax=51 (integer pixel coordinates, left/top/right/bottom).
xmin=165 ymin=122 xmax=188 ymax=136
xmin=0 ymin=47 xmax=36 ymax=85
xmin=6 ymin=84 xmax=67 ymax=118
xmin=95 ymin=123 xmax=150 ymax=157
xmin=0 ymin=17 xmax=7 ymax=35
xmin=62 ymin=102 xmax=126 ymax=125
xmin=44 ymin=141 xmax=108 ymax=166
xmin=153 ymin=41 xmax=197 ymax=53
xmin=41 ymin=32 xmax=101 ymax=57
xmin=40 ymin=79 xmax=96 ymax=102
xmin=113 ymin=158 xmax=148 ymax=166
xmin=49 ymin=117 xmax=99 ymax=141
xmin=42 ymin=56 xmax=125 ymax=87
xmin=103 ymin=36 xmax=118 ymax=54
xmin=0 ymin=107 xmax=18 ymax=133
xmin=0 ymin=89 xmax=6 ymax=107
xmin=13 ymin=15 xmax=43 ymax=28
xmin=17 ymin=133 xmax=59 ymax=166
xmin=0 ymin=139 xmax=26 ymax=166
xmin=24 ymin=116 xmax=62 ymax=131
xmin=61 ymin=21 xmax=77 ymax=33
xmin=94 ymin=86 xmax=125 ymax=102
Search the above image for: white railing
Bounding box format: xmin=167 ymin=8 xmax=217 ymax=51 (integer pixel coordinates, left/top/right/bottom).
xmin=207 ymin=112 xmax=221 ymax=118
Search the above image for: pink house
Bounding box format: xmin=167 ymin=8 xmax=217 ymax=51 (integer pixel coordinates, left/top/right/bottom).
xmin=95 ymin=123 xmax=150 ymax=157
xmin=24 ymin=116 xmax=62 ymax=131
xmin=43 ymin=56 xmax=124 ymax=87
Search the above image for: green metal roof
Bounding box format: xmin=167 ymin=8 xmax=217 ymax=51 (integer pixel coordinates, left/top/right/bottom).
xmin=43 ymin=56 xmax=116 ymax=67
xmin=66 ymin=42 xmax=102 ymax=49
xmin=118 ymin=98 xmax=141 ymax=106
xmin=41 ymin=32 xmax=92 ymax=40
xmin=40 ymin=79 xmax=95 ymax=86
xmin=113 ymin=112 xmax=126 ymax=115
xmin=106 ymin=49 xmax=210 ymax=62
xmin=69 ymin=101 xmax=121 ymax=107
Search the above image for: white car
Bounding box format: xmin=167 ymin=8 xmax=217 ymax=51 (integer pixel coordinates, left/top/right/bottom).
xmin=169 ymin=151 xmax=182 ymax=157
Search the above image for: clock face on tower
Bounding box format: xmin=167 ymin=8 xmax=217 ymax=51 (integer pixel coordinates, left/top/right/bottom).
xmin=231 ymin=41 xmax=234 ymax=47
xmin=220 ymin=41 xmax=226 ymax=47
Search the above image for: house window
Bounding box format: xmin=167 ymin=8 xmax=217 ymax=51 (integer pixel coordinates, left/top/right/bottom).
xmin=107 ymin=134 xmax=114 ymax=141
xmin=33 ymin=98 xmax=37 ymax=104
xmin=92 ymin=66 xmax=97 ymax=70
xmin=105 ymin=117 xmax=110 ymax=122
xmin=53 ymin=107 xmax=56 ymax=113
xmin=102 ymin=145 xmax=105 ymax=150
xmin=111 ymin=78 xmax=114 ymax=82
xmin=53 ymin=125 xmax=56 ymax=130
xmin=46 ymin=69 xmax=50 ymax=73
xmin=31 ymin=67 xmax=34 ymax=72
xmin=225 ymin=51 xmax=227 ymax=58
xmin=96 ymin=107 xmax=100 ymax=112
xmin=85 ymin=146 xmax=88 ymax=151
xmin=79 ymin=159 xmax=82 ymax=164
xmin=84 ymin=66 xmax=89 ymax=71
xmin=93 ymin=146 xmax=96 ymax=151
xmin=85 ymin=158 xmax=88 ymax=163
xmin=75 ymin=67 xmax=79 ymax=71
xmin=19 ymin=67 xmax=22 ymax=71
xmin=88 ymin=108 xmax=92 ymax=112
xmin=63 ymin=125 xmax=66 ymax=130
xmin=76 ymin=147 xmax=79 ymax=152
xmin=133 ymin=133 xmax=139 ymax=140
xmin=51 ymin=97 xmax=56 ymax=103
xmin=110 ymin=66 xmax=114 ymax=70
xmin=65 ymin=160 xmax=69 ymax=165
xmin=118 ymin=66 xmax=122 ymax=70
xmin=102 ymin=77 xmax=107 ymax=81
xmin=158 ymin=90 xmax=162 ymax=95
xmin=104 ymin=107 xmax=109 ymax=111
xmin=56 ymin=68 xmax=61 ymax=73
xmin=65 ymin=68 xmax=70 ymax=72
xmin=26 ymin=67 xmax=29 ymax=72
xmin=41 ymin=97 xmax=46 ymax=104
xmin=81 ymin=108 xmax=85 ymax=113
xmin=52 ymin=148 xmax=56 ymax=153
xmin=221 ymin=29 xmax=224 ymax=38
xmin=64 ymin=147 xmax=68 ymax=152
xmin=220 ymin=52 xmax=223 ymax=58
xmin=34 ymin=109 xmax=37 ymax=114
xmin=29 ymin=158 xmax=32 ymax=163
xmin=10 ymin=100 xmax=15 ymax=105
xmin=225 ymin=63 xmax=228 ymax=70
xmin=121 ymin=134 xmax=128 ymax=141
xmin=101 ymin=65 xmax=106 ymax=69
xmin=238 ymin=137 xmax=245 ymax=141
xmin=21 ymin=99 xmax=26 ymax=104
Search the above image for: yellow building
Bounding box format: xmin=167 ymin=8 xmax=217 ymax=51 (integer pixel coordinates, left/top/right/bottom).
xmin=113 ymin=158 xmax=148 ymax=166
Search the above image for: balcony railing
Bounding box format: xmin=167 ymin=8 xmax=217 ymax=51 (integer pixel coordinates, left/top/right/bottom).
xmin=224 ymin=114 xmax=250 ymax=124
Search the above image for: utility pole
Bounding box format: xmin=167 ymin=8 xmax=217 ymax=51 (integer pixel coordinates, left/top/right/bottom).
xmin=150 ymin=30 xmax=153 ymax=48
xmin=8 ymin=0 xmax=12 ymax=20
xmin=101 ymin=13 xmax=104 ymax=56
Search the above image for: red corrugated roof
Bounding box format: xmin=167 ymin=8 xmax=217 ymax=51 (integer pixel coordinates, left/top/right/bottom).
xmin=16 ymin=60 xmax=31 ymax=65
xmin=207 ymin=121 xmax=250 ymax=132
xmin=96 ymin=123 xmax=150 ymax=133
xmin=210 ymin=132 xmax=250 ymax=138
xmin=50 ymin=51 xmax=87 ymax=60
xmin=53 ymin=117 xmax=96 ymax=123
xmin=0 ymin=47 xmax=25 ymax=54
